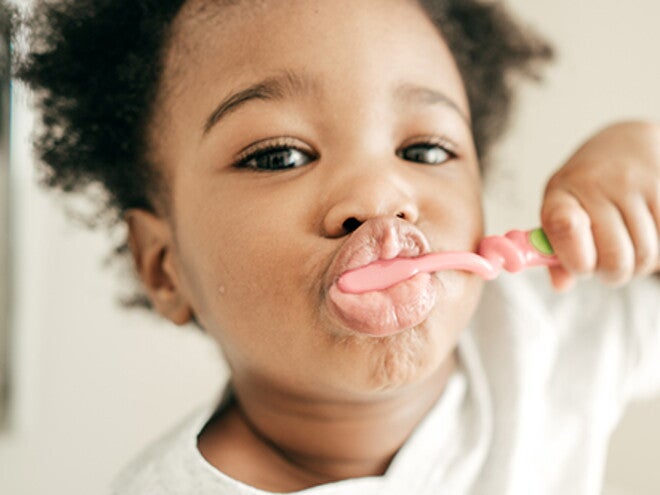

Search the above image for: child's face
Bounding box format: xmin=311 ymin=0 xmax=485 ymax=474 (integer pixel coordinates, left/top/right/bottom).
xmin=149 ymin=0 xmax=484 ymax=396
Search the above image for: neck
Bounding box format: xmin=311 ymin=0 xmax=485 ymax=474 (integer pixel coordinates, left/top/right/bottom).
xmin=229 ymin=353 xmax=457 ymax=486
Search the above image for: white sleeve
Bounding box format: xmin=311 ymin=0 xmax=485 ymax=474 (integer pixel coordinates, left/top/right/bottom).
xmin=621 ymin=275 xmax=660 ymax=401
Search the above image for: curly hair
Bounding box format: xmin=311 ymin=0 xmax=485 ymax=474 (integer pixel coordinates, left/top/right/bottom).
xmin=15 ymin=0 xmax=553 ymax=312
xmin=0 ymin=1 xmax=14 ymax=80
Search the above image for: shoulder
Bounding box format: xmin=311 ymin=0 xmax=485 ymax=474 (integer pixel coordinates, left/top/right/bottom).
xmin=110 ymin=404 xmax=216 ymax=495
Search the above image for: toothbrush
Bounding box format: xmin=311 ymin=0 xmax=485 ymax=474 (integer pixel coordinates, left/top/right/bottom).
xmin=337 ymin=228 xmax=560 ymax=294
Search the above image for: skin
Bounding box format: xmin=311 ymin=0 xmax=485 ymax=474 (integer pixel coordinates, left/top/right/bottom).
xmin=128 ymin=0 xmax=484 ymax=490
xmin=541 ymin=121 xmax=660 ymax=290
xmin=124 ymin=0 xmax=660 ymax=491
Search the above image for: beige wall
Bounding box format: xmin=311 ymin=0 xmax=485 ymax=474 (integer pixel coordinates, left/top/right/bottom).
xmin=0 ymin=1 xmax=658 ymax=493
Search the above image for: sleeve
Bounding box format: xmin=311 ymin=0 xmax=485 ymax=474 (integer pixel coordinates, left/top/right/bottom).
xmin=621 ymin=275 xmax=660 ymax=401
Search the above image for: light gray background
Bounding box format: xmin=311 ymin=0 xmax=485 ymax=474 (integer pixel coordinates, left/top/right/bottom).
xmin=0 ymin=0 xmax=658 ymax=493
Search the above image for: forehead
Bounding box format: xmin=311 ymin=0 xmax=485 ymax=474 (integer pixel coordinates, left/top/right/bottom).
xmin=153 ymin=0 xmax=469 ymax=145
xmin=165 ymin=0 xmax=453 ymax=77
xmin=177 ymin=0 xmax=424 ymax=28
xmin=171 ymin=0 xmax=280 ymax=50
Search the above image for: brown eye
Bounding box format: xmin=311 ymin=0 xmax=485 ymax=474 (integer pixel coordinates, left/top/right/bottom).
xmin=237 ymin=147 xmax=315 ymax=171
xmin=398 ymin=143 xmax=455 ymax=165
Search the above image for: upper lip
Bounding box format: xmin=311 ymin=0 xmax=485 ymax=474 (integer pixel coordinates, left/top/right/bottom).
xmin=325 ymin=217 xmax=432 ymax=289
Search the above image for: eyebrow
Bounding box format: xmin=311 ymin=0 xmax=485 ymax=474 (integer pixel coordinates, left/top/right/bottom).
xmin=393 ymin=82 xmax=471 ymax=126
xmin=202 ymin=72 xmax=470 ymax=136
xmin=203 ymin=70 xmax=321 ymax=135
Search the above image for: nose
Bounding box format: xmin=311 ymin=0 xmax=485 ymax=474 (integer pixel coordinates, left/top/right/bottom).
xmin=322 ymin=170 xmax=420 ymax=238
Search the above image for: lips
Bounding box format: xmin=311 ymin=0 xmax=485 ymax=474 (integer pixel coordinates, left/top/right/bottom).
xmin=325 ymin=217 xmax=438 ymax=336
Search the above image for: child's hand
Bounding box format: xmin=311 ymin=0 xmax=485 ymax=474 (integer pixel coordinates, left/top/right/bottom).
xmin=541 ymin=121 xmax=660 ymax=291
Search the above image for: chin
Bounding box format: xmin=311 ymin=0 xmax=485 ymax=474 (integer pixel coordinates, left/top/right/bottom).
xmin=360 ymin=324 xmax=443 ymax=392
xmin=319 ymin=304 xmax=464 ymax=396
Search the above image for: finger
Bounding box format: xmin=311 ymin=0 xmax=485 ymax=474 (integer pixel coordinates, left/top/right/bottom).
xmin=651 ymin=185 xmax=660 ymax=271
xmin=618 ymin=196 xmax=659 ymax=276
xmin=650 ymin=181 xmax=660 ymax=236
xmin=548 ymin=265 xmax=576 ymax=292
xmin=584 ymin=198 xmax=636 ymax=286
xmin=541 ymin=188 xmax=596 ymax=275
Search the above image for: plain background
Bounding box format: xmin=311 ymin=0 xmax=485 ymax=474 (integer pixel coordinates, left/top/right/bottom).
xmin=1 ymin=0 xmax=659 ymax=493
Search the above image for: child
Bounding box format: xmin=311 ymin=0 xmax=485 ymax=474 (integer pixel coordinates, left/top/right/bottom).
xmin=15 ymin=0 xmax=660 ymax=493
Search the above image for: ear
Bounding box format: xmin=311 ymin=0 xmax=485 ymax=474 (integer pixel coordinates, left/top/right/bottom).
xmin=124 ymin=208 xmax=193 ymax=326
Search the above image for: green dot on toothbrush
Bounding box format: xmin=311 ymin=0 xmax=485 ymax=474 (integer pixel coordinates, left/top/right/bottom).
xmin=529 ymin=228 xmax=554 ymax=255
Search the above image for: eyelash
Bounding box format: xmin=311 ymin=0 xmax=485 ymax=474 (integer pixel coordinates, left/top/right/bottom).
xmin=233 ymin=137 xmax=316 ymax=172
xmin=397 ymin=136 xmax=458 ymax=164
xmin=232 ymin=136 xmax=458 ymax=172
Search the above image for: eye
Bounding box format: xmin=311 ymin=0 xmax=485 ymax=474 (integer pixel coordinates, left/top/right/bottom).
xmin=234 ymin=139 xmax=317 ymax=172
xmin=397 ymin=140 xmax=456 ymax=165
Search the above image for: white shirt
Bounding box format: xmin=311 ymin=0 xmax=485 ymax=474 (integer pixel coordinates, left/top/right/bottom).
xmin=111 ymin=271 xmax=660 ymax=494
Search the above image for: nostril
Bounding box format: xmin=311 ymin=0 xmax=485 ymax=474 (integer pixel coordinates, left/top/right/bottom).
xmin=396 ymin=212 xmax=405 ymax=219
xmin=342 ymin=217 xmax=362 ymax=234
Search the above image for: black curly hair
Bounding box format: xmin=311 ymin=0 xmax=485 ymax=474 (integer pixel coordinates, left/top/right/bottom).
xmin=0 ymin=4 xmax=11 ymax=80
xmin=14 ymin=0 xmax=553 ymax=312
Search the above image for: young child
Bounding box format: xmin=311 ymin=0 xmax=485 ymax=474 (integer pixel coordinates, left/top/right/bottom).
xmin=15 ymin=0 xmax=660 ymax=493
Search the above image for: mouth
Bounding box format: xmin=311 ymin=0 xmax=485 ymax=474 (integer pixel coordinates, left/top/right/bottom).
xmin=324 ymin=217 xmax=438 ymax=337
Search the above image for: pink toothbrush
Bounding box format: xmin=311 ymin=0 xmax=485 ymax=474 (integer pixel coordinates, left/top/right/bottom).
xmin=337 ymin=228 xmax=560 ymax=294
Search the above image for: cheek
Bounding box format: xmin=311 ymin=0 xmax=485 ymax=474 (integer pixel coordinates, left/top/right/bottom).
xmin=425 ymin=272 xmax=484 ymax=372
xmin=172 ymin=173 xmax=323 ymax=340
xmin=423 ymin=168 xmax=485 ymax=360
xmin=421 ymin=167 xmax=484 ymax=250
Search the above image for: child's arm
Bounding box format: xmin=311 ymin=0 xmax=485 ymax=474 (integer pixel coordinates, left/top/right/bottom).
xmin=540 ymin=121 xmax=660 ymax=291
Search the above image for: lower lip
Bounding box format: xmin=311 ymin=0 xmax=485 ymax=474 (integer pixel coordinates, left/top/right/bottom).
xmin=326 ymin=272 xmax=438 ymax=336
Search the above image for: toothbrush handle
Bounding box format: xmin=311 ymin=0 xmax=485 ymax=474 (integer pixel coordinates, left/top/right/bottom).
xmin=337 ymin=228 xmax=562 ymax=294
xmin=477 ymin=228 xmax=560 ymax=274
